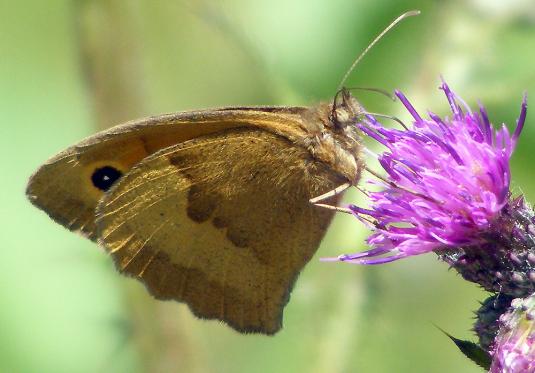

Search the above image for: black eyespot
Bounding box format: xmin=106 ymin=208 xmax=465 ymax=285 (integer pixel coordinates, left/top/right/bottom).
xmin=91 ymin=166 xmax=122 ymax=191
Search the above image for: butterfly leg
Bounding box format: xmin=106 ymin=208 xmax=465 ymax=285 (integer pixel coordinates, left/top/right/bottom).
xmin=309 ymin=182 xmax=352 ymax=214
xmin=312 ymin=203 xmax=352 ymax=214
xmin=309 ymin=182 xmax=351 ymax=204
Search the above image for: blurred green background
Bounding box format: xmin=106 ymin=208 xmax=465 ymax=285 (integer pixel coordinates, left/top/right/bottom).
xmin=2 ymin=1 xmax=535 ymax=372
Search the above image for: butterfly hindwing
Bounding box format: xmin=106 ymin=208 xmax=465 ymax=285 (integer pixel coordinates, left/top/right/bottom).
xmin=95 ymin=128 xmax=346 ymax=334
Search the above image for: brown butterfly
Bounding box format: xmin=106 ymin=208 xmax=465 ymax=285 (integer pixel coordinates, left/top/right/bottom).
xmin=26 ymin=11 xmax=418 ymax=335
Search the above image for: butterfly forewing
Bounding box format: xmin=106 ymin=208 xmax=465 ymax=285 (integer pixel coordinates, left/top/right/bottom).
xmin=26 ymin=109 xmax=307 ymax=240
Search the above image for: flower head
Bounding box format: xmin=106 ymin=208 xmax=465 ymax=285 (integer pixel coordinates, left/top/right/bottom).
xmin=328 ymin=80 xmax=527 ymax=265
xmin=475 ymin=294 xmax=515 ymax=352
xmin=490 ymin=293 xmax=535 ymax=373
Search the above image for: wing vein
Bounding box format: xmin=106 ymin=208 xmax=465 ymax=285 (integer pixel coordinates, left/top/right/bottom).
xmin=121 ymin=219 xmax=170 ymax=271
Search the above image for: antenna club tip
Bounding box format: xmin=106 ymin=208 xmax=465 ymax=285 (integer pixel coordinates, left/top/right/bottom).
xmin=336 ymin=10 xmax=420 ymax=90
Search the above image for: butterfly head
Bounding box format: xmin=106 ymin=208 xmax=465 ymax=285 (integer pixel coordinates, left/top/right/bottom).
xmin=329 ymin=87 xmax=365 ymax=130
xmin=299 ymin=89 xmax=364 ymax=186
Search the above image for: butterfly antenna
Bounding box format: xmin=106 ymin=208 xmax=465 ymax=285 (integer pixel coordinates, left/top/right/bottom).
xmin=346 ymin=86 xmax=397 ymax=101
xmin=337 ymin=10 xmax=420 ymax=91
xmin=365 ymin=112 xmax=408 ymax=129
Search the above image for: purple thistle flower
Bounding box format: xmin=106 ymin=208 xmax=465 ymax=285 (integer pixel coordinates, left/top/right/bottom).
xmin=490 ymin=293 xmax=535 ymax=372
xmin=326 ymin=80 xmax=527 ymax=268
xmin=324 ymin=79 xmax=535 ymax=370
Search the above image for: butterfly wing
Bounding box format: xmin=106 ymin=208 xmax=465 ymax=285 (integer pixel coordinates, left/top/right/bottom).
xmin=26 ymin=108 xmax=307 ymax=240
xmin=96 ymin=128 xmax=347 ymax=334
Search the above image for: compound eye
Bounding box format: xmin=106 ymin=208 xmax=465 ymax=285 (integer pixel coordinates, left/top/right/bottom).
xmin=91 ymin=166 xmax=123 ymax=191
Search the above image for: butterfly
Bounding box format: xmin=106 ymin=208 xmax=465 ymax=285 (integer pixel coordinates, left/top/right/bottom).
xmin=26 ymin=11 xmax=418 ymax=335
xmin=26 ymin=91 xmax=362 ymax=335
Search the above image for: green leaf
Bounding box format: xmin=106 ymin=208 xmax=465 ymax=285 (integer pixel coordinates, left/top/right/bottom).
xmin=441 ymin=329 xmax=491 ymax=370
